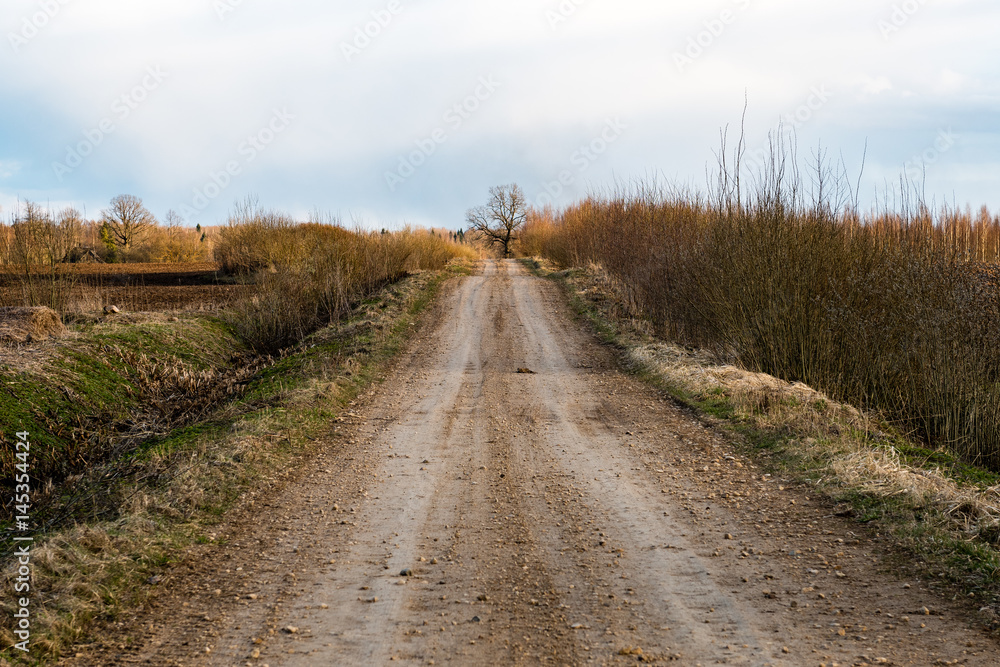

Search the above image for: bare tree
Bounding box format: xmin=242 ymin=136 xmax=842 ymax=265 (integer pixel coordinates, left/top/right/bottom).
xmin=56 ymin=207 xmax=84 ymax=261
xmin=465 ymin=184 xmax=527 ymax=258
xmin=101 ymin=194 xmax=156 ymax=252
xmin=10 ymin=201 xmax=60 ymax=306
xmin=164 ymin=209 xmax=184 ymax=227
xmin=11 ymin=201 xmax=52 ymax=267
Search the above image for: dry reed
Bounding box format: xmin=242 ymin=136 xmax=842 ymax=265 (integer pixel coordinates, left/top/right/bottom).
xmin=215 ymin=203 xmax=477 ymax=353
xmin=522 ymin=146 xmax=1000 ymax=470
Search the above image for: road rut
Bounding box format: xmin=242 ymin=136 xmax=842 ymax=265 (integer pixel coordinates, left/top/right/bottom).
xmin=79 ymin=260 xmax=998 ymax=666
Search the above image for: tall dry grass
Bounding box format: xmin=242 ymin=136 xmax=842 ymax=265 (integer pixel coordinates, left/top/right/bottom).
xmin=216 ymin=203 xmax=477 ymax=352
xmin=522 ymin=147 xmax=1000 ymax=469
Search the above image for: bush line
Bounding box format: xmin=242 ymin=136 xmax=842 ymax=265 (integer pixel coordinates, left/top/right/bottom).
xmin=521 ymin=170 xmax=1000 ymax=471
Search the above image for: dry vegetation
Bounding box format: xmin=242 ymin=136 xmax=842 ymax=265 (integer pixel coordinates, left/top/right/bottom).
xmin=0 ymin=195 xmax=478 ymax=662
xmin=216 ymin=202 xmax=478 ymax=352
xmin=0 ymin=199 xmax=213 ymax=268
xmin=528 ymin=258 xmax=1000 ymax=625
xmin=0 ymin=267 xmax=463 ymax=662
xmin=521 ymin=147 xmax=1000 ymax=472
xmin=1 ymin=196 xmax=477 ymax=344
xmin=518 ymin=138 xmax=1000 ymax=621
xmin=1 ymin=197 xmax=477 ymax=505
xmin=0 ymin=198 xmax=218 ymax=315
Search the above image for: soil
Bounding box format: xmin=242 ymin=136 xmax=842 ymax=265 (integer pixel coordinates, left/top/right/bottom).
xmin=0 ymin=263 xmax=237 ymax=312
xmin=0 ymin=262 xmax=221 ymax=279
xmin=62 ymin=260 xmax=999 ymax=666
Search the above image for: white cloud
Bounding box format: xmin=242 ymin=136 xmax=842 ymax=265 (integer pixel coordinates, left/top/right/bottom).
xmin=0 ymin=0 xmax=997 ymax=224
xmin=0 ymin=160 xmax=20 ymax=179
xmin=860 ymin=76 xmax=894 ymax=96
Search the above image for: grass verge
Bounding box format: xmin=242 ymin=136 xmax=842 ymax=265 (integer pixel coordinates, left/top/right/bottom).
xmin=523 ymin=257 xmax=1000 ymax=631
xmin=0 ymin=260 xmax=473 ymax=664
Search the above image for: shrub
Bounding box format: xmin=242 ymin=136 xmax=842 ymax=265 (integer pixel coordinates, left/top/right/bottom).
xmin=216 ymin=204 xmax=476 ymax=353
xmin=528 ymin=152 xmax=1000 ymax=469
xmin=128 ymin=223 xmax=212 ymax=263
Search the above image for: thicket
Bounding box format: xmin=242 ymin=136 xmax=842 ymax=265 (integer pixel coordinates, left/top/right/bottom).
xmin=1 ymin=197 xmax=477 ymax=336
xmin=0 ymin=201 xmax=213 ymax=267
xmin=522 ymin=141 xmax=1000 ymax=469
xmin=0 ymin=200 xmax=214 ymax=311
xmin=215 ymin=203 xmax=477 ymax=352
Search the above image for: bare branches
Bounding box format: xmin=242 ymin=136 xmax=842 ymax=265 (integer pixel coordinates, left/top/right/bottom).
xmin=465 ymin=184 xmax=527 ymax=257
xmin=101 ymin=194 xmax=157 ymax=252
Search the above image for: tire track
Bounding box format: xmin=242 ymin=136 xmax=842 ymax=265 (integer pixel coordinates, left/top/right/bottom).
xmin=77 ymin=259 xmax=1000 ymax=667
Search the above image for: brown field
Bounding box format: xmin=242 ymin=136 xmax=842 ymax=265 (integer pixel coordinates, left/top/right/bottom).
xmin=0 ymin=261 xmax=221 ymax=280
xmin=0 ymin=262 xmax=238 ymax=312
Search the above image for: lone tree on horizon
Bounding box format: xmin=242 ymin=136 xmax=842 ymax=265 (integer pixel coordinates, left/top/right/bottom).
xmin=466 ymin=184 xmax=527 ymax=258
xmin=101 ymin=194 xmax=156 ymax=252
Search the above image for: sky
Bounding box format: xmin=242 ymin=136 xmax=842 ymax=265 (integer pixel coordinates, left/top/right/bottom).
xmin=1 ymin=0 xmax=998 ymax=229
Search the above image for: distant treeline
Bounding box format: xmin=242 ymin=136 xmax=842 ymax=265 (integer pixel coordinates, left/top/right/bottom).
xmin=0 ymin=195 xmax=214 ymax=267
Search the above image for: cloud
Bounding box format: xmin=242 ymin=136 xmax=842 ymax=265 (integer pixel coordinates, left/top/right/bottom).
xmin=859 ymin=76 xmax=894 ymax=96
xmin=0 ymin=160 xmax=20 ymax=179
xmin=0 ymin=0 xmax=998 ymax=226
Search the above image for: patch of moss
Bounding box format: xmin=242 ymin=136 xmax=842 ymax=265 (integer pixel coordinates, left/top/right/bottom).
xmin=694 ymin=396 xmax=737 ymax=421
xmin=893 ymin=441 xmax=1000 ymax=489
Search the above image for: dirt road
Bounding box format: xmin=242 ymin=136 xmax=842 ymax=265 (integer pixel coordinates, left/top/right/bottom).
xmin=80 ymin=260 xmax=998 ymax=666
